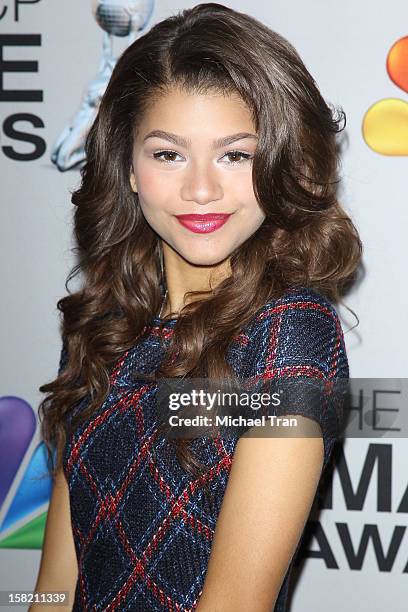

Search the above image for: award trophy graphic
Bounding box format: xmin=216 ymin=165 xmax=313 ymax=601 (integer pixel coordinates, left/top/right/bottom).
xmin=51 ymin=0 xmax=154 ymax=172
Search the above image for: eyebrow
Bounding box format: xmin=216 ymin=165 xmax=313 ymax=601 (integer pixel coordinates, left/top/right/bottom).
xmin=142 ymin=130 xmax=258 ymax=149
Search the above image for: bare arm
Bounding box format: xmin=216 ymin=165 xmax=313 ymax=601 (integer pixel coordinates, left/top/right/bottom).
xmin=196 ymin=415 xmax=324 ymax=612
xmin=29 ymin=468 xmax=78 ymax=611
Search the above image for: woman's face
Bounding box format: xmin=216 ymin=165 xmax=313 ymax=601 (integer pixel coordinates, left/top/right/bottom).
xmin=130 ymin=87 xmax=265 ymax=266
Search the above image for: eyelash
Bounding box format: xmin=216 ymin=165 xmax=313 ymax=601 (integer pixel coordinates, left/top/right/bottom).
xmin=152 ymin=149 xmax=253 ymax=165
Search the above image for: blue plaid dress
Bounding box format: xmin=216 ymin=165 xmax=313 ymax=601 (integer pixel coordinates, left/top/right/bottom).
xmin=59 ymin=285 xmax=348 ymax=611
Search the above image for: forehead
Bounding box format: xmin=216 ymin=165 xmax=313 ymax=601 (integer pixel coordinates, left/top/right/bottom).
xmin=135 ymin=87 xmax=255 ymax=138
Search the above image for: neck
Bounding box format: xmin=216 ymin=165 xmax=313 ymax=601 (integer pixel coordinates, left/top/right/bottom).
xmin=160 ymin=241 xmax=231 ymax=317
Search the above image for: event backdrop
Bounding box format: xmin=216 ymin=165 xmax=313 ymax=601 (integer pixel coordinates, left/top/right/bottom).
xmin=1 ymin=1 xmax=407 ymax=610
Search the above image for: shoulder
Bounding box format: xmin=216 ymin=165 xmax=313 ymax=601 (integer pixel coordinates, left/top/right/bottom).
xmin=252 ymin=285 xmax=341 ymax=328
xmin=244 ymin=285 xmax=348 ymax=379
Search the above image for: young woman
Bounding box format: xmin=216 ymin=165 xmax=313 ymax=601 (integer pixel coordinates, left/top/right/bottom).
xmin=33 ymin=3 xmax=362 ymax=611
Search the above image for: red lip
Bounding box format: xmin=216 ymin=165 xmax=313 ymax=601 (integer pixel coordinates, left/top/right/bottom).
xmin=175 ymin=213 xmax=232 ymax=234
xmin=176 ymin=213 xmax=231 ymax=221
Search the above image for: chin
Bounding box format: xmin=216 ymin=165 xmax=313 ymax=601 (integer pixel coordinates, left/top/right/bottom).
xmin=178 ymin=247 xmax=231 ymax=267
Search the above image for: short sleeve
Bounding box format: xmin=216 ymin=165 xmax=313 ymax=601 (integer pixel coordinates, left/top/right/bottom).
xmin=240 ymin=287 xmax=349 ymax=472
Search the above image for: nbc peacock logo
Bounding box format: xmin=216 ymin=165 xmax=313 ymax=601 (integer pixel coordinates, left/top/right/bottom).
xmin=363 ymin=35 xmax=408 ymax=154
xmin=0 ymin=397 xmax=52 ymax=549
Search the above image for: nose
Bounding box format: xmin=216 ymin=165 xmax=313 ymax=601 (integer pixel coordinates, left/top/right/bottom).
xmin=180 ymin=159 xmax=223 ymax=205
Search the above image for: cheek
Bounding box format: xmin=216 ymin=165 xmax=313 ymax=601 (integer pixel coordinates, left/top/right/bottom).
xmin=134 ymin=161 xmax=171 ymax=208
xmin=227 ymin=166 xmax=254 ymax=196
xmin=227 ymin=172 xmax=263 ymax=218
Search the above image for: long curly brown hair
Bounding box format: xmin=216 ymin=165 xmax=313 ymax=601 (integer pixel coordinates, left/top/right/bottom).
xmin=38 ymin=2 xmax=362 ymax=480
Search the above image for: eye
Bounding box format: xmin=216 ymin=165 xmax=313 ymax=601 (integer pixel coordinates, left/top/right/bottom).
xmin=153 ymin=150 xmax=184 ymax=163
xmin=222 ymin=150 xmax=253 ymax=164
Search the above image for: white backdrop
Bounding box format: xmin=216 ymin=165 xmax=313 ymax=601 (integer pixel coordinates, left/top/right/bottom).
xmin=1 ymin=1 xmax=407 ymax=610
